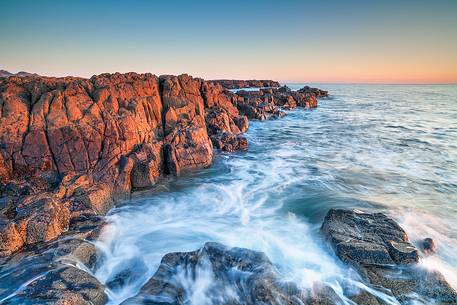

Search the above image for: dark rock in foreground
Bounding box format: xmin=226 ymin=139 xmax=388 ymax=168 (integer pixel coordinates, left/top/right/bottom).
xmin=121 ymin=242 xmax=340 ymax=305
xmin=321 ymin=208 xmax=419 ymax=266
xmin=321 ymin=209 xmax=457 ymax=304
xmin=0 ymin=215 xmax=107 ymax=305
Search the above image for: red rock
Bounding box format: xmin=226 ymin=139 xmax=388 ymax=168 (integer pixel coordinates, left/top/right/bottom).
xmin=160 ymin=75 xmax=213 ymax=175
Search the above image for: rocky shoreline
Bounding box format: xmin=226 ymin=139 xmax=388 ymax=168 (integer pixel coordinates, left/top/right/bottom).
xmin=1 ymin=74 xmax=455 ymax=304
xmin=0 ymin=73 xmax=326 ymax=258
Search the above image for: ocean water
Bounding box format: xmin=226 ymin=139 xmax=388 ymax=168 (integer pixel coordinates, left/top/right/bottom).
xmin=93 ymin=84 xmax=457 ymax=304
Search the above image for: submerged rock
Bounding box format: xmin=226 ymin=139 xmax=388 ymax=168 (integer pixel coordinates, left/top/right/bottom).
xmin=321 ymin=209 xmax=457 ymax=304
xmin=121 ymin=242 xmax=341 ymax=305
xmin=422 ymin=237 xmax=437 ymax=255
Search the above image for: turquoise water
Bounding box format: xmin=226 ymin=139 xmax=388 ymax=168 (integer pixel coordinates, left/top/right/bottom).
xmin=94 ymin=84 xmax=457 ymax=304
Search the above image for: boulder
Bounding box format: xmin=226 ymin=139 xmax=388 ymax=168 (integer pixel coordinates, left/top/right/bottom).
xmin=297 ymin=86 xmax=328 ymax=98
xmin=121 ymin=242 xmax=341 ymax=305
xmin=3 ymin=266 xmax=107 ymax=305
xmin=422 ymin=237 xmax=437 ymax=255
xmin=211 ymin=132 xmax=248 ymax=152
xmin=321 ymin=209 xmax=457 ymax=304
xmin=0 ymin=215 xmax=107 ymax=305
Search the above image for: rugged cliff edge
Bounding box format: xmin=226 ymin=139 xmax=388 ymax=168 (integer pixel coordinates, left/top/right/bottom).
xmin=0 ymin=73 xmax=327 ymax=257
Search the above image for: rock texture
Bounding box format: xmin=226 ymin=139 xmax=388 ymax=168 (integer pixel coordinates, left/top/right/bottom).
xmin=235 ymin=86 xmax=327 ymax=120
xmin=121 ymin=242 xmax=340 ymax=305
xmin=0 ymin=215 xmax=107 ymax=305
xmin=210 ymin=79 xmax=280 ymax=89
xmin=321 ymin=209 xmax=457 ymax=304
xmin=0 ymin=73 xmax=326 ymax=257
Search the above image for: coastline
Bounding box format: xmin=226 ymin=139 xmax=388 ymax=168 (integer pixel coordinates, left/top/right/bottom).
xmin=1 ymin=77 xmax=456 ymax=304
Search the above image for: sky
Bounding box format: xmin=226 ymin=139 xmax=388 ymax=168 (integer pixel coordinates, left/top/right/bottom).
xmin=1 ymin=0 xmax=456 ymax=83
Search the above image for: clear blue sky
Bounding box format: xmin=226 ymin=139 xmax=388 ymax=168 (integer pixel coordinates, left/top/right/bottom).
xmin=1 ymin=0 xmax=456 ymax=83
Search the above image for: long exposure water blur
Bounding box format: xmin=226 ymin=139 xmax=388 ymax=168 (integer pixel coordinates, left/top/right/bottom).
xmin=90 ymin=84 xmax=457 ymax=304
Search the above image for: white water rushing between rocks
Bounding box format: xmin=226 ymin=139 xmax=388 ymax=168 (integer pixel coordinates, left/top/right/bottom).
xmin=93 ymin=84 xmax=457 ymax=305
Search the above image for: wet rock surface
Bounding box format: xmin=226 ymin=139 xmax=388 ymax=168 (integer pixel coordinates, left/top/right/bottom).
xmin=235 ymin=85 xmax=327 ymax=120
xmin=0 ymin=215 xmax=107 ymax=305
xmin=321 ymin=209 xmax=457 ymax=304
xmin=121 ymin=242 xmax=340 ymax=305
xmin=422 ymin=237 xmax=436 ymax=255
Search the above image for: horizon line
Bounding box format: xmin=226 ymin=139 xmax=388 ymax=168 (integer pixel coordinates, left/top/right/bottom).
xmin=282 ymin=81 xmax=457 ymax=85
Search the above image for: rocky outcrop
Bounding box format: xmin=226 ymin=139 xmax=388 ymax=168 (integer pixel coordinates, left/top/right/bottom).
xmin=202 ymin=81 xmax=249 ymax=152
xmin=210 ymin=79 xmax=280 ymax=89
xmin=235 ymin=85 xmax=327 ymax=120
xmin=0 ymin=215 xmax=107 ymax=305
xmin=121 ymin=242 xmax=340 ymax=305
xmin=0 ymin=73 xmax=326 ymax=257
xmin=321 ymin=209 xmax=457 ymax=304
xmin=0 ymin=73 xmax=166 ymax=256
xmin=160 ymin=75 xmax=213 ymax=175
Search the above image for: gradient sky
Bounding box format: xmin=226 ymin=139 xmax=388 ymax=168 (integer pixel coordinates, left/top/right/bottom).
xmin=1 ymin=0 xmax=456 ymax=83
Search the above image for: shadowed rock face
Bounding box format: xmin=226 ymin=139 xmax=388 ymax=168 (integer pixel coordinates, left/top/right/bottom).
xmin=0 ymin=73 xmax=326 ymax=257
xmin=321 ymin=209 xmax=457 ymax=304
xmin=210 ymin=79 xmax=280 ymax=89
xmin=235 ymin=86 xmax=327 ymax=120
xmin=121 ymin=242 xmax=340 ymax=305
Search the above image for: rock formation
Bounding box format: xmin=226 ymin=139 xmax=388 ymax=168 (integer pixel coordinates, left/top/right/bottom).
xmin=0 ymin=215 xmax=107 ymax=305
xmin=121 ymin=242 xmax=340 ymax=305
xmin=235 ymin=86 xmax=327 ymax=120
xmin=0 ymin=73 xmax=326 ymax=257
xmin=210 ymin=79 xmax=280 ymax=89
xmin=321 ymin=209 xmax=457 ymax=304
